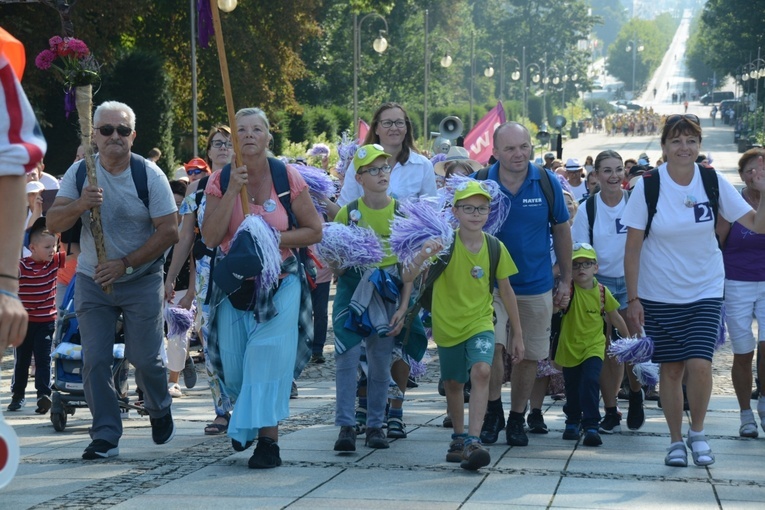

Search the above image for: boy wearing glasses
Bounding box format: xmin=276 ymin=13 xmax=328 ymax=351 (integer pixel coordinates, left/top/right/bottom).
xmin=405 ymin=181 xmax=523 ymax=470
xmin=554 ymin=243 xmax=628 ymax=447
xmin=332 ymin=144 xmax=413 ymax=452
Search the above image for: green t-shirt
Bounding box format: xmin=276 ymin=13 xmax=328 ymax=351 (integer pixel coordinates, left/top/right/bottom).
xmin=554 ymin=279 xmax=620 ymax=367
xmin=335 ymin=198 xmax=398 ymax=268
xmin=431 ymin=231 xmax=518 ymax=347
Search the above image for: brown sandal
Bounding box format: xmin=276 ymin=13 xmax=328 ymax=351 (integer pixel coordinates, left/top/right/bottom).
xmin=204 ymin=412 xmax=230 ymax=435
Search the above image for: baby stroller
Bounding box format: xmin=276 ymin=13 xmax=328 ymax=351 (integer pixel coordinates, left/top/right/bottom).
xmin=49 ymin=275 xmax=146 ymax=431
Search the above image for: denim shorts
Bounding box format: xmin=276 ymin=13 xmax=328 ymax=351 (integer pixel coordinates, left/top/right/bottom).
xmin=438 ymin=331 xmax=495 ymax=383
xmin=597 ymin=274 xmax=627 ymax=310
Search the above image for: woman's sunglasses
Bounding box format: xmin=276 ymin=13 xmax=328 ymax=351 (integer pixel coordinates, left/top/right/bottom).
xmin=186 ymin=168 xmax=206 ymax=175
xmin=665 ymin=114 xmax=700 ymax=126
xmin=96 ymin=125 xmax=133 ymax=137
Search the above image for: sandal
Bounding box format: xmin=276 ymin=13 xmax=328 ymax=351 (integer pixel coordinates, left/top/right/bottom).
xmin=664 ymin=441 xmax=688 ymax=467
xmin=204 ymin=412 xmax=230 ymax=436
xmin=686 ymin=433 xmax=715 ymax=466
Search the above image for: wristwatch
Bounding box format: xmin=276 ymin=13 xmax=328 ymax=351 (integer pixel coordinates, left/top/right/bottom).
xmin=121 ymin=257 xmax=134 ymax=275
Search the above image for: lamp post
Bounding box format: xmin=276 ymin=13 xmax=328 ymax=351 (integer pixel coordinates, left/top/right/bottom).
xmin=541 ymin=52 xmax=550 ymax=127
xmin=468 ymin=32 xmax=494 ymax=130
xmin=423 ymin=9 xmax=453 ymax=141
xmin=626 ymin=37 xmax=644 ymax=95
xmin=498 ymin=40 xmax=521 ymax=103
xmin=560 ymin=67 xmax=579 ymax=111
xmin=353 ymin=12 xmax=389 ymax=132
xmin=741 ymin=49 xmax=764 ymax=135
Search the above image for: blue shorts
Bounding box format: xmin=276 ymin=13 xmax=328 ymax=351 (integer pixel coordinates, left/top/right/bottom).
xmin=597 ymin=274 xmax=627 ymax=310
xmin=438 ymin=331 xmax=495 ymax=383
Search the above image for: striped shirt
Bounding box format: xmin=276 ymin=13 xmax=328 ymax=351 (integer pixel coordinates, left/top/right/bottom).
xmin=19 ymin=252 xmax=65 ymax=322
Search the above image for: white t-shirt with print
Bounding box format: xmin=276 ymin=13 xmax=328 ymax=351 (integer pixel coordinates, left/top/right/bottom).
xmin=622 ymin=164 xmax=752 ymax=303
xmin=571 ymin=191 xmax=629 ymax=278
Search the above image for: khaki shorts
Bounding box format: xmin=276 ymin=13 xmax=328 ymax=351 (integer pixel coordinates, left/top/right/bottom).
xmin=493 ymin=289 xmax=552 ymax=361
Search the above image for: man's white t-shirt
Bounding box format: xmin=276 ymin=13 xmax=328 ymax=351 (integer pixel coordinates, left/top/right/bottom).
xmin=569 ymin=180 xmax=587 ymax=201
xmin=621 ymin=164 xmax=751 ymax=303
xmin=571 ymin=191 xmax=629 ymax=278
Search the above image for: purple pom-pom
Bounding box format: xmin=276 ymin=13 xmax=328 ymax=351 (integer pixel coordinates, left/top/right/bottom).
xmin=308 ymin=143 xmax=330 ymax=157
xmin=715 ymin=304 xmax=727 ymax=350
xmin=536 ymin=358 xmax=562 ymax=377
xmin=407 ymin=352 xmax=430 ymax=378
xmin=390 ymin=199 xmax=454 ymax=268
xmin=441 ymin=174 xmax=510 ymax=235
xmin=607 ymin=335 xmax=654 ymax=363
xmin=295 ymin=164 xmax=336 ymax=212
xmin=632 ymin=361 xmax=659 ymax=386
xmin=335 ymin=132 xmax=358 ymax=176
xmin=234 ymin=215 xmax=282 ymax=292
xmin=164 ymin=305 xmax=195 ymax=340
xmin=316 ymin=222 xmax=384 ymax=269
xmin=430 ymin=153 xmax=447 ymax=166
xmin=555 ymin=173 xmax=573 ymax=194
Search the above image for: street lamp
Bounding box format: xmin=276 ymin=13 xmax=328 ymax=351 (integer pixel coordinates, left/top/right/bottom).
xmin=423 ymin=9 xmax=453 ymax=142
xmin=626 ymin=38 xmax=644 ymax=95
xmin=741 ymin=49 xmax=764 ymax=135
xmin=468 ymin=31 xmax=494 ymax=129
xmin=353 ymin=12 xmax=389 ymax=132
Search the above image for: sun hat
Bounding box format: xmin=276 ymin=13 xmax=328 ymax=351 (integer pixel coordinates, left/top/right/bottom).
xmin=184 ymin=157 xmax=211 ymax=173
xmin=434 ymin=146 xmax=483 ymax=176
xmin=565 ymin=158 xmax=583 ymax=172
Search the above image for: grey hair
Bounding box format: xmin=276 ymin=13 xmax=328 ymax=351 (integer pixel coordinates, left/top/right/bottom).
xmin=94 ymin=101 xmax=136 ymax=130
xmin=235 ymin=107 xmax=270 ymax=131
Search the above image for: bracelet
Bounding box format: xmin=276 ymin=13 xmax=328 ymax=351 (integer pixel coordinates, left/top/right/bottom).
xmin=0 ymin=289 xmax=20 ymax=301
xmin=0 ymin=273 xmax=19 ymax=281
xmin=627 ymin=296 xmax=640 ymax=304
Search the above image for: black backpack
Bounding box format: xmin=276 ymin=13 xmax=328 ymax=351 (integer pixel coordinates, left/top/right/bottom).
xmin=584 ymin=190 xmax=630 ymax=245
xmin=475 ymin=164 xmax=557 ymax=224
xmin=76 ymin=154 xmax=149 ymax=209
xmin=403 ymin=233 xmax=502 ymax=330
xmin=643 ymin=167 xmax=719 ymax=240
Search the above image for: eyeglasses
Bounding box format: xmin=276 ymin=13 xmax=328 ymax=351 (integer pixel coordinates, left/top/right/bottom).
xmin=665 ymin=114 xmax=700 ymax=126
xmin=211 ymin=140 xmax=232 ymax=149
xmin=96 ymin=125 xmax=132 ymax=137
xmin=456 ymin=204 xmax=491 ymax=215
xmin=572 ymin=261 xmax=595 ymax=269
xmin=379 ymin=119 xmax=406 ymax=129
xmin=186 ymin=168 xmax=206 ymax=175
xmin=358 ymin=164 xmax=392 ymax=176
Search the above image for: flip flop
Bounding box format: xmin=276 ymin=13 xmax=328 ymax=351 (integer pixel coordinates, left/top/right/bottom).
xmin=204 ymin=412 xmax=230 ymax=436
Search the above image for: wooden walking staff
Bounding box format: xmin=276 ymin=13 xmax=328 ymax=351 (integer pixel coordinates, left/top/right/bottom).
xmin=209 ymin=3 xmax=249 ymax=218
xmin=75 ymin=85 xmax=112 ymax=293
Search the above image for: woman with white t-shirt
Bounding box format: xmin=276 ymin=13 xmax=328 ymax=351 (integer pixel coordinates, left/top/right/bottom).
xmin=623 ymin=114 xmax=765 ymax=468
xmin=572 ymin=150 xmax=645 ymax=435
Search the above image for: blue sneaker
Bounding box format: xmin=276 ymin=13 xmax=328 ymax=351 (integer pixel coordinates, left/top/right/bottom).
xmin=562 ymin=423 xmax=581 ymax=440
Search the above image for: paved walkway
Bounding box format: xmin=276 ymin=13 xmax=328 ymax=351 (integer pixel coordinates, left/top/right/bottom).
xmin=2 ymin=341 xmax=764 ymax=509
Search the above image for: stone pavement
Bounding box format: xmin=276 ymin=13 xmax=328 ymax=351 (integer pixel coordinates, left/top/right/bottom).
xmin=2 ymin=340 xmax=764 ymax=510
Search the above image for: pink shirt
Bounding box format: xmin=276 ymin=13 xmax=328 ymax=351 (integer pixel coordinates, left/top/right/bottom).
xmin=205 ymin=164 xmax=308 ymax=260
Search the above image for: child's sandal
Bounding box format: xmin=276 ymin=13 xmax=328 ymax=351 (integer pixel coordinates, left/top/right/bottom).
xmin=664 ymin=441 xmax=688 ymax=467
xmin=686 ymin=433 xmax=715 ymax=466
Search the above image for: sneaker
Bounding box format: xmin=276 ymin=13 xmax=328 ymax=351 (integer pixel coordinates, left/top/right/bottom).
xmin=7 ymin=396 xmax=24 ymax=412
xmin=527 ymin=409 xmax=548 ymax=434
xmin=334 ymin=426 xmax=357 ymax=452
xmin=386 ymin=416 xmax=407 ymax=439
xmin=645 ymin=387 xmax=660 ymax=401
xmin=290 ymin=380 xmax=298 ymax=399
xmin=627 ymin=389 xmax=645 ymax=430
xmin=182 ymin=357 xmax=197 ymax=389
xmin=583 ymin=428 xmax=602 ymax=446
xmin=82 ymin=439 xmax=119 ymax=459
xmin=479 ymin=411 xmax=505 ymax=444
xmin=354 ymin=408 xmax=367 ymax=436
xmin=562 ymin=423 xmax=581 ymax=440
xmin=35 ymin=395 xmax=52 ymax=415
xmin=599 ymin=411 xmax=622 ymax=434
xmin=167 ymin=383 xmax=183 ymax=398
xmin=460 ymin=441 xmax=491 ymax=471
xmin=446 ymin=436 xmax=465 ymax=462
xmin=151 ymin=410 xmax=175 ymax=445
xmin=310 ymin=354 xmax=326 ymax=364
xmin=248 ymin=437 xmax=282 ymax=469
xmin=505 ymin=417 xmax=529 ymax=446
xmin=365 ymin=427 xmax=389 ymax=449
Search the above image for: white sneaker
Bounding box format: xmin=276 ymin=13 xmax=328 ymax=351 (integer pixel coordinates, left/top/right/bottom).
xmin=168 ymin=383 xmax=183 ymax=398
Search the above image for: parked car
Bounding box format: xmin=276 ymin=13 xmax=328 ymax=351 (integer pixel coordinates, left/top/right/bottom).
xmin=699 ymin=91 xmax=734 ymax=105
xmin=610 ymin=100 xmax=642 ymax=111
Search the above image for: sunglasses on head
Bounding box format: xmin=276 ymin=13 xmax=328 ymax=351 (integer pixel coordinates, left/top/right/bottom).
xmin=96 ymin=124 xmax=133 ymax=137
xmin=665 ymin=114 xmax=700 ymax=126
xmin=186 ymin=168 xmax=206 ymax=175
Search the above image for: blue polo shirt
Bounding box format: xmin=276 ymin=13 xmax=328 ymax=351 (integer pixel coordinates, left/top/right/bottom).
xmin=482 ymin=162 xmax=569 ymax=295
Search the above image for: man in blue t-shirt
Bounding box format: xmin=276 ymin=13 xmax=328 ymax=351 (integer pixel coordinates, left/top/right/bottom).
xmin=479 ymin=122 xmax=572 ymax=447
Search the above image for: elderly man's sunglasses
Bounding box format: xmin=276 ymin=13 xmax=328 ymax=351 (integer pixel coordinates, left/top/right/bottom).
xmin=96 ymin=125 xmax=133 ymax=137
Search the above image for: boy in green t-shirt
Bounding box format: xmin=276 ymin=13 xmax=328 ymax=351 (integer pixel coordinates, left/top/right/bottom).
xmin=554 ymin=243 xmax=629 ymax=447
xmin=332 ymin=144 xmax=413 ymax=453
xmin=404 ymin=181 xmax=523 ymax=471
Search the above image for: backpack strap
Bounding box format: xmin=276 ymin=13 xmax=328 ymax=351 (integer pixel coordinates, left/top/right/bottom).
xmin=195 ymin=174 xmax=210 ymax=209
xmin=76 ymin=155 xmax=149 ymax=209
xmin=475 ymin=163 xmax=556 ymax=225
xmin=268 ymin=157 xmax=296 ymax=229
xmin=586 ymin=193 xmax=597 ymax=245
xmin=485 ymin=233 xmax=501 ymax=293
xmin=643 ymin=170 xmax=660 ymax=239
xmin=699 ymin=166 xmax=720 ymax=230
